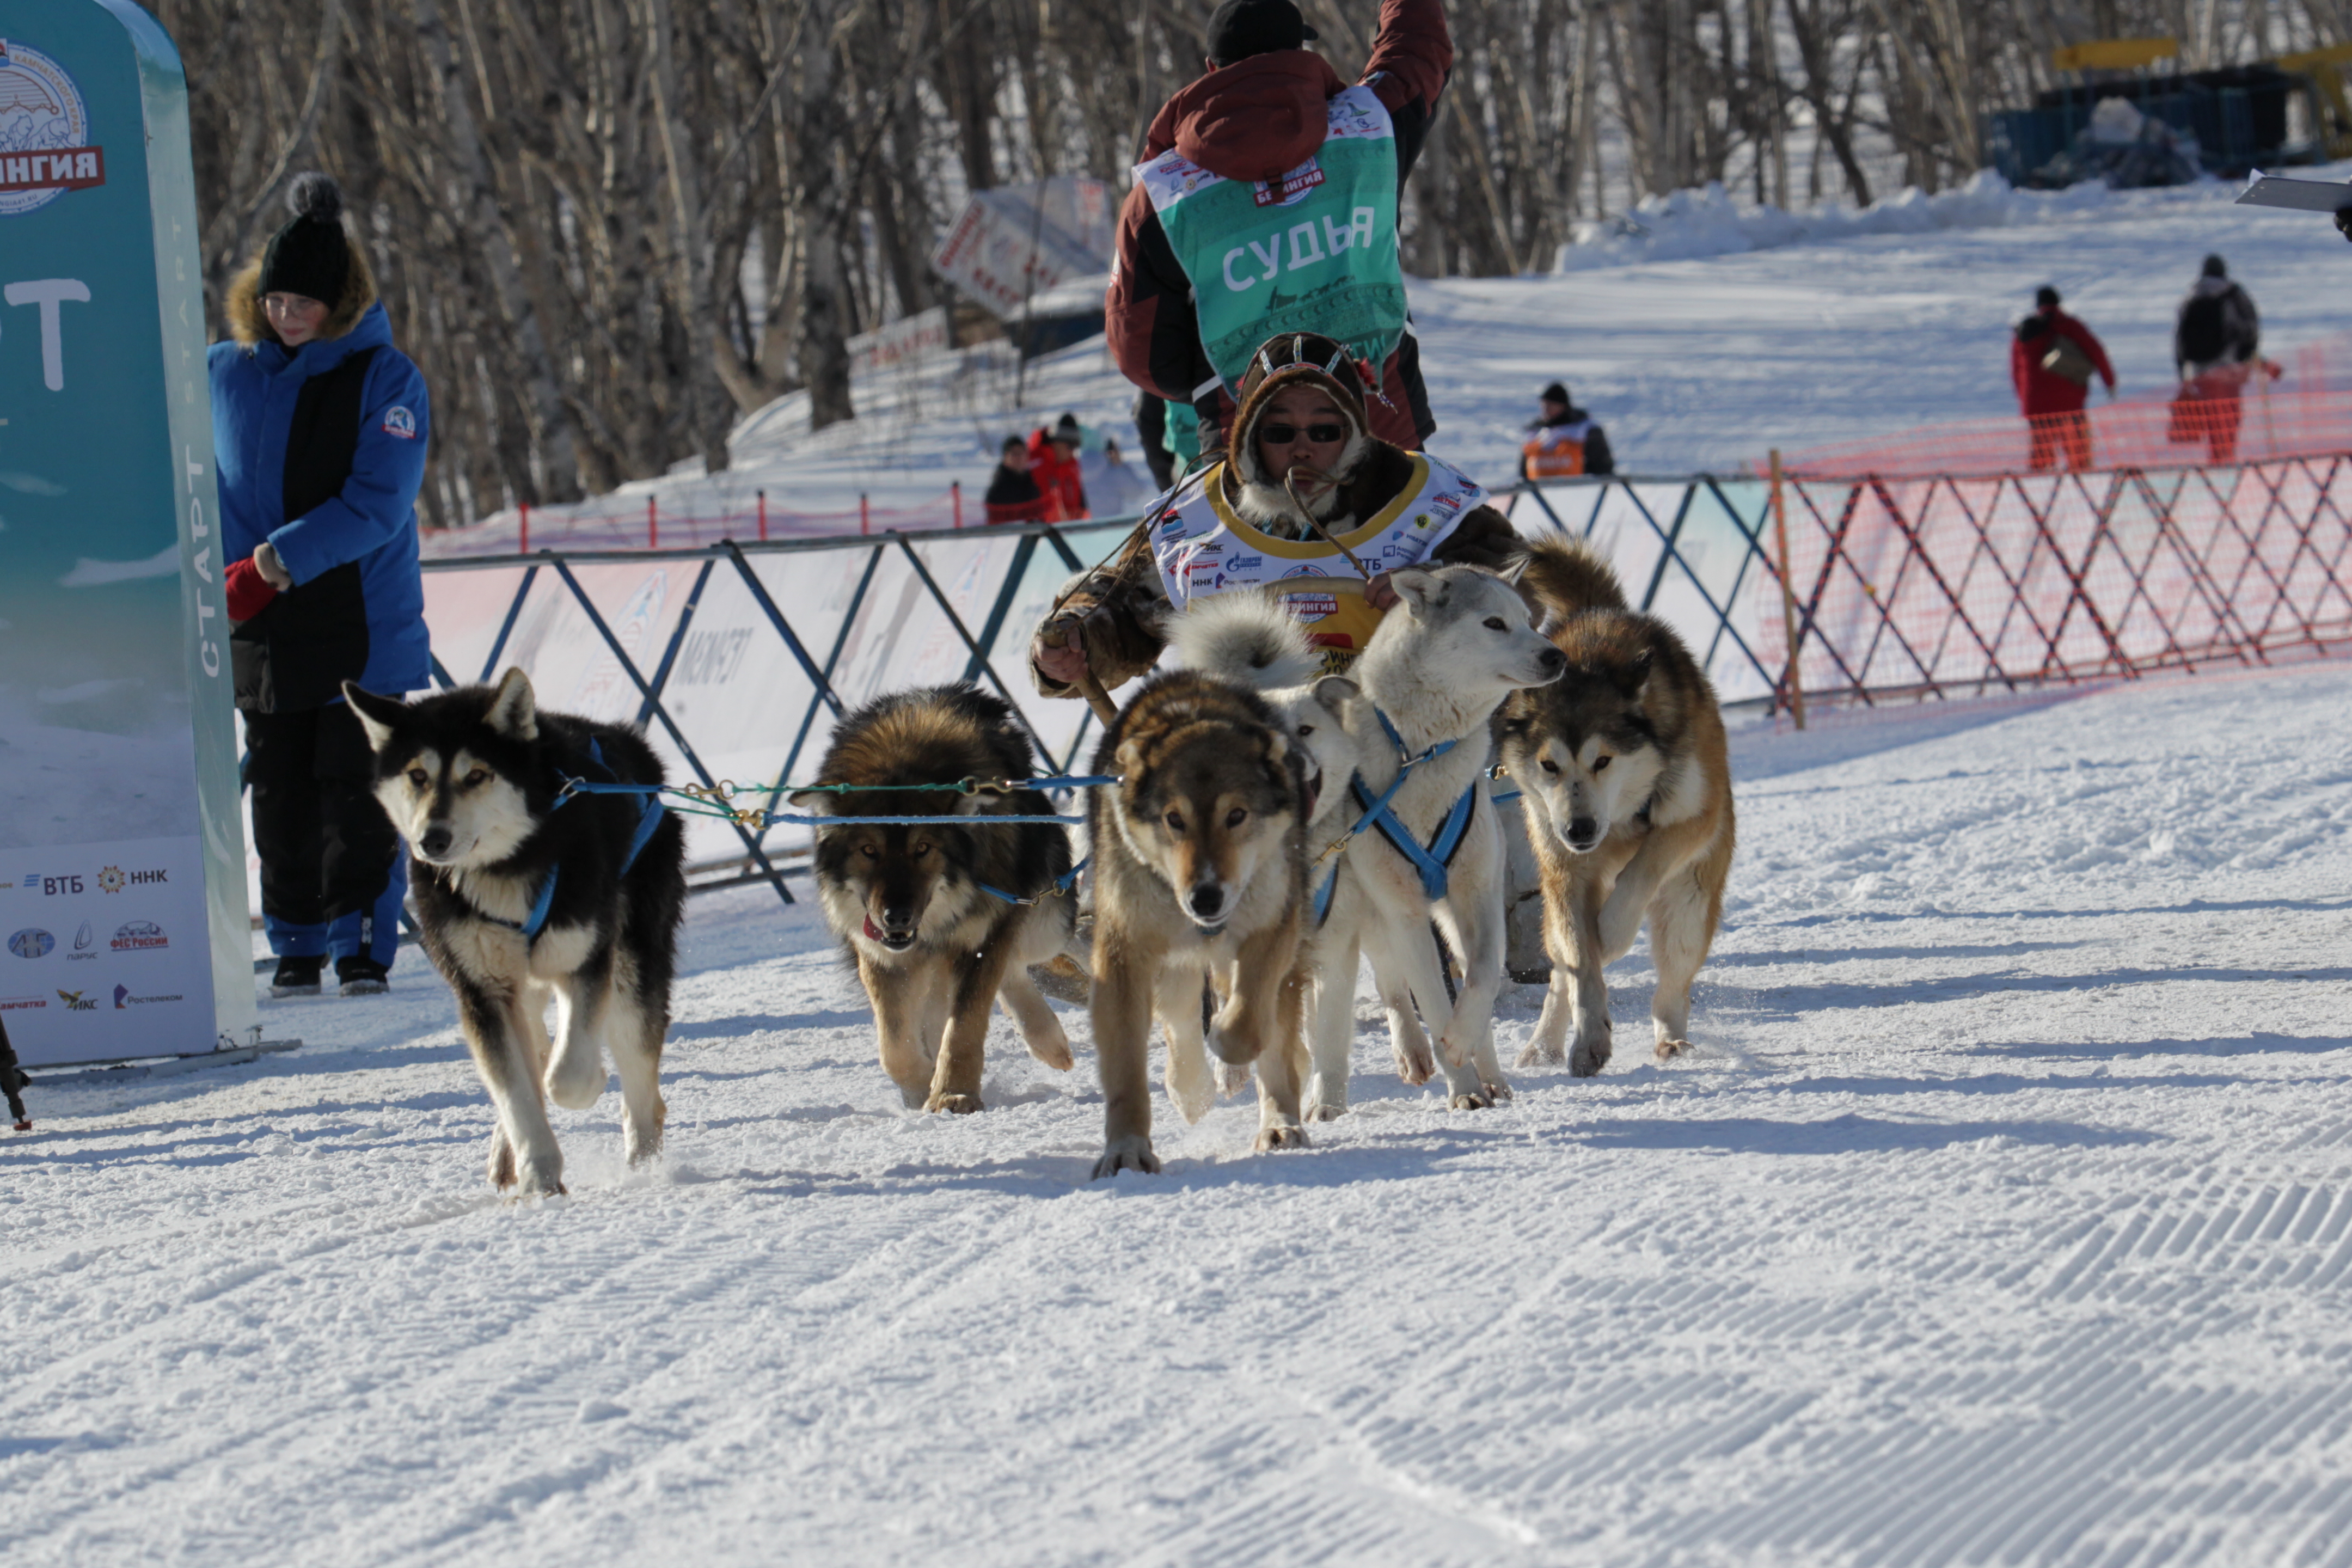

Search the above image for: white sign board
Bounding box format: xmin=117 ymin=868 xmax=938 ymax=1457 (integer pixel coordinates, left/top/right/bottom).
xmin=930 ymin=178 xmax=1114 ymax=321
xmin=848 ymin=306 xmax=950 ymax=377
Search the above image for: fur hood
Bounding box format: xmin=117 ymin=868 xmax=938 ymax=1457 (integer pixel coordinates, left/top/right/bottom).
xmin=224 ymin=237 xmax=378 ymax=348
xmin=1223 ymin=330 xmax=1380 ymax=536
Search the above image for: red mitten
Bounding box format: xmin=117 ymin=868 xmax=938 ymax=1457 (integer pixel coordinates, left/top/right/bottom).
xmin=224 ymin=557 xmax=279 ymax=621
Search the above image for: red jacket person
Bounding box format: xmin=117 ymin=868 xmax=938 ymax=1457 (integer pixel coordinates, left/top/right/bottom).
xmin=1107 ymin=0 xmax=1455 ymax=454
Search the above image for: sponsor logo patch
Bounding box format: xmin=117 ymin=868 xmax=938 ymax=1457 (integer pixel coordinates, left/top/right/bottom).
xmin=1252 ymin=160 xmax=1326 ymax=209
xmin=8 ymin=928 xmax=53 ymax=959
xmin=0 ymin=42 xmax=105 ymax=215
xmin=112 ymin=921 xmax=167 ymax=951
xmin=1281 ymin=592 xmax=1339 ymax=622
xmin=55 ymin=988 xmax=95 ymax=1012
xmin=382 ymin=405 xmax=418 ymax=439
xmin=113 ymin=984 xmax=183 ymax=1009
xmin=0 ymin=995 xmax=45 ymax=1011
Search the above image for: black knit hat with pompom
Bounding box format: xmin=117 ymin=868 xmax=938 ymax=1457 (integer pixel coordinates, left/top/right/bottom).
xmin=259 ymin=173 xmax=350 ymax=305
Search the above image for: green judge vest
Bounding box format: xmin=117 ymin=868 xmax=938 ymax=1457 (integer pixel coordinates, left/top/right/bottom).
xmin=1135 ymin=84 xmax=1408 ymax=398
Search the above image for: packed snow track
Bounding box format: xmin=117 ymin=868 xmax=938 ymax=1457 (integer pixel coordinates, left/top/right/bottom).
xmin=8 ymin=663 xmax=2352 ymax=1566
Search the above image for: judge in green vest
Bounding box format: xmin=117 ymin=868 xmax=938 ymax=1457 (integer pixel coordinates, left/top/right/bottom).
xmin=1031 ymin=331 xmax=1518 ymax=700
xmin=1107 ymin=0 xmax=1456 ymax=455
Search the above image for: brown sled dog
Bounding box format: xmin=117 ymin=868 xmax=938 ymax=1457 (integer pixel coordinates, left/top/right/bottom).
xmin=1497 ymin=537 xmax=1736 ymax=1076
xmin=794 ymin=685 xmax=1077 ymax=1113
xmin=1087 ymin=670 xmax=1314 ymax=1177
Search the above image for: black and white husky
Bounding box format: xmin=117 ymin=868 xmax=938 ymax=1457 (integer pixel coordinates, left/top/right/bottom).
xmin=345 ymin=669 xmax=687 ymax=1197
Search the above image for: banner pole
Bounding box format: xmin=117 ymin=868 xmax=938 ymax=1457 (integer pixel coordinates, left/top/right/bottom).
xmin=1770 ymin=449 xmax=1807 ymax=730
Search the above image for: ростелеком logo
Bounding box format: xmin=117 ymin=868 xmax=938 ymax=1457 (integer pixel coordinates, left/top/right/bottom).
xmin=0 ymin=40 xmax=106 ymax=218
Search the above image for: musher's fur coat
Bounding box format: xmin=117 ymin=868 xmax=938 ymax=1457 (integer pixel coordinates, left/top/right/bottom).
xmin=346 ymin=669 xmax=687 ymax=1197
xmin=1087 ymin=670 xmax=1315 ymax=1176
xmin=794 ymin=686 xmax=1077 ymax=1112
xmin=1497 ymin=537 xmax=1736 ymax=1076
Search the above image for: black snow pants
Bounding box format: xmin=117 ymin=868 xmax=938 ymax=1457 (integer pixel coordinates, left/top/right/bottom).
xmin=243 ymin=702 xmax=405 ymax=959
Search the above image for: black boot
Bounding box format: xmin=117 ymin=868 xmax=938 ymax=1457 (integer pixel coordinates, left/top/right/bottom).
xmin=270 ymin=954 xmax=326 ymax=997
xmin=336 ymin=957 xmax=391 ymax=996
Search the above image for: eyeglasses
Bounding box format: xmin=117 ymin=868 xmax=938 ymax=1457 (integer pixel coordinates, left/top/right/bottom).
xmin=1259 ymin=422 xmax=1346 ymax=445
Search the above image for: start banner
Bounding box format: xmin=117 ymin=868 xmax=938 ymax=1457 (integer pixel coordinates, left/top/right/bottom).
xmin=0 ymin=2 xmax=249 ymax=1067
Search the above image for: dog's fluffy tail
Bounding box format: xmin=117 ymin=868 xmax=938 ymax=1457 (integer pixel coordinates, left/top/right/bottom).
xmin=1168 ymin=592 xmax=1319 ymax=690
xmin=1514 ymin=535 xmax=1630 ymax=615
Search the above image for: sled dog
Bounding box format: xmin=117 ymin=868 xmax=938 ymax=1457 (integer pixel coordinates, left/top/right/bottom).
xmin=346 ymin=669 xmax=687 ymax=1197
xmin=792 ymin=685 xmax=1078 ymax=1113
xmin=1171 ymin=596 xmax=1441 ymax=1108
xmin=1316 ymin=564 xmax=1566 ymax=1112
xmin=1086 ymin=668 xmax=1314 ymax=1176
xmin=1496 ymin=536 xmax=1736 ymax=1076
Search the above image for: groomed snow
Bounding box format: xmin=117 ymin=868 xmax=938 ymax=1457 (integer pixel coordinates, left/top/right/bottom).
xmin=10 ymin=660 xmax=2352 ymax=1565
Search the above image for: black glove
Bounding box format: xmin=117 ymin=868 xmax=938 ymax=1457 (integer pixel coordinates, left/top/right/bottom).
xmin=2335 ymin=207 xmax=2352 ymax=243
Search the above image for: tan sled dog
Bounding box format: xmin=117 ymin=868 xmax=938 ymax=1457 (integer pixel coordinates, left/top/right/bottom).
xmin=1087 ymin=670 xmax=1314 ymax=1177
xmin=1496 ymin=537 xmax=1736 ymax=1076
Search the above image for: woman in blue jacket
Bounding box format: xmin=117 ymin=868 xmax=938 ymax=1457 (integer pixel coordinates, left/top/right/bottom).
xmin=212 ymin=174 xmax=432 ymax=998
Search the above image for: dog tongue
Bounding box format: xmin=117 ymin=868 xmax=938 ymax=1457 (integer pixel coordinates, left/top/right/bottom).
xmin=862 ymin=915 xmax=887 ymax=942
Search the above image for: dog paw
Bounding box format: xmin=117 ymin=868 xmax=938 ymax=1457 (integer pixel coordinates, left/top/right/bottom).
xmin=1655 ymin=1038 xmax=1693 ymax=1062
xmin=1091 ymin=1138 xmax=1161 ymax=1179
xmin=516 ymin=1157 xmax=567 ymax=1198
xmin=925 ymin=1092 xmax=985 ymax=1115
xmin=486 ymin=1140 xmax=517 ymax=1191
xmin=1215 ymin=1060 xmax=1254 ymax=1097
xmin=1254 ymin=1124 xmax=1311 ymax=1151
xmin=1569 ymin=1046 xmax=1611 ymax=1078
xmin=1304 ymin=1100 xmax=1346 ymax=1123
xmin=1483 ymin=1077 xmax=1515 ymax=1102
xmin=1206 ymin=1026 xmax=1260 ymax=1067
xmin=1448 ymin=1089 xmax=1495 ymax=1111
xmin=1394 ymin=1046 xmax=1435 ymax=1085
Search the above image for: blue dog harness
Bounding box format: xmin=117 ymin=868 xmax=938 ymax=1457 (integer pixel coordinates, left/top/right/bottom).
xmin=483 ymin=738 xmax=667 ymax=941
xmin=1309 ymin=706 xmax=1480 ymax=923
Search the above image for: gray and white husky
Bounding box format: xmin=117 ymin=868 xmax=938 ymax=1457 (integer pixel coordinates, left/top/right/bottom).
xmin=346 ymin=669 xmax=687 ymax=1197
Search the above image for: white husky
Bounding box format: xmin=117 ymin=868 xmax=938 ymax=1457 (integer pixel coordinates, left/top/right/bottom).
xmin=1315 ymin=565 xmax=1565 ymax=1111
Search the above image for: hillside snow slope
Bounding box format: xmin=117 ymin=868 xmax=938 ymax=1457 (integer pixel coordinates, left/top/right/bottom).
xmin=8 ymin=661 xmax=2352 ymax=1565
xmin=540 ymin=171 xmax=2352 ymax=542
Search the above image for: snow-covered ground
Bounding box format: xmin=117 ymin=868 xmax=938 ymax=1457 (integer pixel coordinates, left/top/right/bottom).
xmin=10 ymin=660 xmax=2352 ymax=1565
xmin=459 ymin=168 xmax=2352 ymax=550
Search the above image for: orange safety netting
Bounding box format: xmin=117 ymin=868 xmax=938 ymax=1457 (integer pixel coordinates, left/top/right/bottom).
xmin=1754 ymin=456 xmax=2352 ymax=707
xmin=1770 ymin=334 xmax=2352 ymax=482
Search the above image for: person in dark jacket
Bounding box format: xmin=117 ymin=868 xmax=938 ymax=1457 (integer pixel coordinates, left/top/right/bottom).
xmin=212 ymin=174 xmax=432 ymax=999
xmin=1521 ymin=382 xmax=1615 ymax=479
xmin=2175 ymin=254 xmax=2260 ymax=377
xmin=983 ymin=436 xmax=1052 ymax=524
xmin=2011 ymin=285 xmax=2115 ymax=472
xmin=1107 ymin=0 xmax=1455 ymax=454
xmin=2171 ymin=256 xmax=2270 ymax=464
xmin=1 ymin=1012 xmax=28 ymax=1132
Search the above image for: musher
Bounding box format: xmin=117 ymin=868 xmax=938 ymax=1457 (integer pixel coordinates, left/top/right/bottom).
xmin=1107 ymin=0 xmax=1456 ymax=456
xmin=1028 ymin=332 xmax=1518 ymax=706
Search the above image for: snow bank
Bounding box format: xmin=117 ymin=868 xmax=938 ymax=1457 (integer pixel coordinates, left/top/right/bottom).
xmin=1553 ymin=169 xmax=2213 ymax=272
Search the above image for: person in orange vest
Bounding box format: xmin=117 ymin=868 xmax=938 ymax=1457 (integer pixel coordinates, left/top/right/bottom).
xmin=1521 ymin=382 xmax=1615 ymax=479
xmin=1025 ymin=413 xmax=1091 ymax=520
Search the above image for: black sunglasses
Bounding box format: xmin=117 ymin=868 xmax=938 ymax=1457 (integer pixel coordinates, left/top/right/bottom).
xmin=1259 ymin=421 xmax=1346 ymax=445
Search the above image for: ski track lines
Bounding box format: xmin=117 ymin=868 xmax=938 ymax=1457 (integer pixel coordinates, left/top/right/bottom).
xmin=8 ymin=667 xmax=2352 ymax=1564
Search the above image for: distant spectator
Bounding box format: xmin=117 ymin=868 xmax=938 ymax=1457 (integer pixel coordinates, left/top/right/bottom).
xmin=1521 ymin=381 xmax=1615 ymax=479
xmin=2011 ymin=285 xmax=2114 ymax=472
xmin=2170 ymin=256 xmax=2275 ymax=464
xmin=2175 ymin=255 xmax=2260 ymax=378
xmin=1025 ymin=412 xmax=1090 ymax=520
xmin=983 ymin=435 xmax=1052 ymax=524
